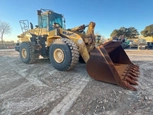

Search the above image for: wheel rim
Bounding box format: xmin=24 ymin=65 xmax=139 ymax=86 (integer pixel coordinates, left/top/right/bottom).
xmin=22 ymin=48 xmax=27 ymax=58
xmin=53 ymin=48 xmax=64 ymax=63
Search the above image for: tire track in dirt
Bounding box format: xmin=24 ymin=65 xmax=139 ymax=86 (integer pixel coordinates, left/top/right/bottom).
xmin=49 ymin=77 xmax=90 ymax=115
xmin=4 ymin=57 xmax=51 ymax=87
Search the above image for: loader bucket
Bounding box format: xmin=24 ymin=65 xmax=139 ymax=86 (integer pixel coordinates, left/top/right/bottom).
xmin=86 ymin=41 xmax=139 ymax=91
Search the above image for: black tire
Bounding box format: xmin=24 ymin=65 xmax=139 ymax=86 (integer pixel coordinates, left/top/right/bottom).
xmin=19 ymin=42 xmax=39 ymax=64
xmin=49 ymin=38 xmax=79 ymax=71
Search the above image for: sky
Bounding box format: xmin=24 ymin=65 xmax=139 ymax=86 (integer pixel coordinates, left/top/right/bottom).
xmin=1 ymin=0 xmax=153 ymax=41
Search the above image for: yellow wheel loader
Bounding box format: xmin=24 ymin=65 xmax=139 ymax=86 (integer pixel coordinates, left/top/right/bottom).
xmin=15 ymin=9 xmax=139 ymax=90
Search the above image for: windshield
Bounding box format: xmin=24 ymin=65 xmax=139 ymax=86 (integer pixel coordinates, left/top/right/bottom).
xmin=49 ymin=13 xmax=63 ymax=30
xmin=38 ymin=14 xmax=48 ymax=28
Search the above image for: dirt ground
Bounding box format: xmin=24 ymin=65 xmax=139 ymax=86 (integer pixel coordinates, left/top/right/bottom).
xmin=0 ymin=49 xmax=153 ymax=115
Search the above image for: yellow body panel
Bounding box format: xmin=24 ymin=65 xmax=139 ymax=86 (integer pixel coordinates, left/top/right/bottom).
xmin=17 ymin=33 xmax=31 ymax=42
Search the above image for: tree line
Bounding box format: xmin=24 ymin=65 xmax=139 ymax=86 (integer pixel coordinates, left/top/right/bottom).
xmin=110 ymin=24 xmax=153 ymax=39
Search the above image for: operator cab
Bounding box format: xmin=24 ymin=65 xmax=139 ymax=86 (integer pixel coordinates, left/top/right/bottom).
xmin=37 ymin=9 xmax=65 ymax=31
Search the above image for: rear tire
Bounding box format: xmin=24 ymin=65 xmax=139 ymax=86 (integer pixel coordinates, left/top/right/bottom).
xmin=49 ymin=38 xmax=79 ymax=71
xmin=19 ymin=42 xmax=39 ymax=64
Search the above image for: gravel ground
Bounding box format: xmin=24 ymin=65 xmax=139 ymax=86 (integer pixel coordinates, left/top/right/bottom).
xmin=0 ymin=49 xmax=153 ymax=115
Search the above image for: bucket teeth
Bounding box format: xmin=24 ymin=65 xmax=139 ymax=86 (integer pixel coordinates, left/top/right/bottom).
xmin=129 ymin=71 xmax=139 ymax=77
xmin=121 ymin=65 xmax=139 ymax=90
xmin=124 ymin=67 xmax=139 ymax=78
xmin=125 ymin=77 xmax=138 ymax=85
xmin=131 ymin=66 xmax=139 ymax=70
xmin=127 ymin=83 xmax=137 ymax=91
xmin=127 ymin=74 xmax=138 ymax=81
xmin=128 ymin=65 xmax=140 ymax=77
xmin=129 ymin=69 xmax=139 ymax=75
xmin=121 ymin=81 xmax=137 ymax=91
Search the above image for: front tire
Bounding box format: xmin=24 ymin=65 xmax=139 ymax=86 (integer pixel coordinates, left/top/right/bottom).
xmin=49 ymin=38 xmax=79 ymax=71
